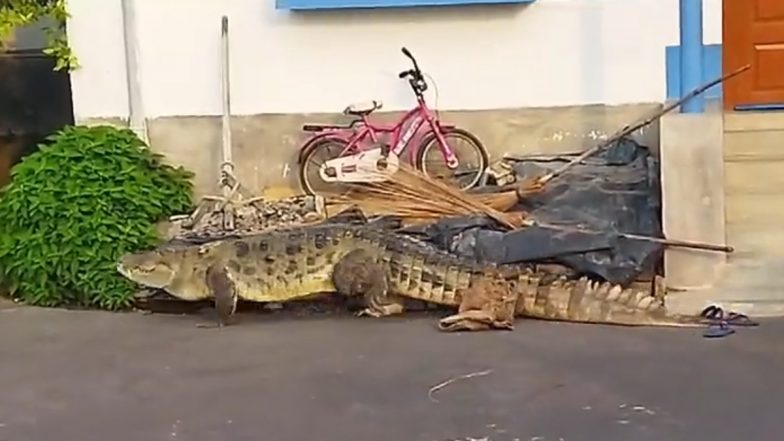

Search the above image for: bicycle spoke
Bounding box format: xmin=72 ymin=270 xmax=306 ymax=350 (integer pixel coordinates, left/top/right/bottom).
xmin=300 ymin=140 xmax=352 ymax=197
xmin=418 ymin=130 xmax=487 ymax=190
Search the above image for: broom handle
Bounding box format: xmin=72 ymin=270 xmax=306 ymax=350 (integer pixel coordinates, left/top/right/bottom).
xmin=523 ymin=220 xmax=734 ymax=253
xmin=534 ymin=64 xmax=751 ymax=187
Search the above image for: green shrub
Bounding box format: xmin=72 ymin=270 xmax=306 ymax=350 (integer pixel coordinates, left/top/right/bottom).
xmin=0 ymin=125 xmax=194 ymax=310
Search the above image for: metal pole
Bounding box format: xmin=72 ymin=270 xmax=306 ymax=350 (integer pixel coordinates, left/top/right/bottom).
xmin=679 ymin=0 xmax=704 ymax=113
xmin=220 ymin=15 xmax=233 ymax=172
xmin=121 ymin=0 xmax=148 ymax=142
xmin=220 ymin=15 xmax=235 ymax=230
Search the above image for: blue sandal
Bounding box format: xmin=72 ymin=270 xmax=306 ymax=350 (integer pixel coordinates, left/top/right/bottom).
xmin=699 ymin=305 xmax=758 ymax=338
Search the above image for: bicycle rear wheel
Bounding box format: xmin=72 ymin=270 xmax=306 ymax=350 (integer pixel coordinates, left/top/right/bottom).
xmin=415 ymin=128 xmax=488 ymax=190
xmin=298 ymin=138 xmax=352 ymax=197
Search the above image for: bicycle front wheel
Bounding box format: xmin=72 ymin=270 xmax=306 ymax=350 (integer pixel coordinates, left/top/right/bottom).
xmin=415 ymin=128 xmax=489 ymax=190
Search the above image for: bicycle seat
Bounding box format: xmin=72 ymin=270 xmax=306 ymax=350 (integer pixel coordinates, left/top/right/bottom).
xmin=343 ymin=100 xmax=383 ymax=116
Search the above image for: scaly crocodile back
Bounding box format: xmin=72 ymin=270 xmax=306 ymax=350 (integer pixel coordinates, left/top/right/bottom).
xmin=122 ymin=221 xmax=723 ymax=327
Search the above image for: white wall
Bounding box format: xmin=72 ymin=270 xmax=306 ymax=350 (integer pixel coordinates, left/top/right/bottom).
xmin=66 ymin=0 xmax=723 ymax=121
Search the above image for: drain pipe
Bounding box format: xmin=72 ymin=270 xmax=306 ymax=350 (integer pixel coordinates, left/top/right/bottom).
xmin=679 ymin=0 xmax=704 ymax=113
xmin=121 ymin=0 xmax=148 ymax=142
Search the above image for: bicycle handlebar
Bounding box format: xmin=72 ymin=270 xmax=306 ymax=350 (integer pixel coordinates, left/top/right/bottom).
xmin=398 ymin=47 xmax=427 ymax=95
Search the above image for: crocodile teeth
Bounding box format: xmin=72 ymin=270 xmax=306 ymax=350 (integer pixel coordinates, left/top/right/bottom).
xmin=618 ymin=288 xmax=635 ymax=303
xmin=636 ymin=295 xmax=656 ymax=309
xmin=594 ymin=283 xmax=610 ymax=299
xmin=606 ymin=285 xmax=622 ymax=301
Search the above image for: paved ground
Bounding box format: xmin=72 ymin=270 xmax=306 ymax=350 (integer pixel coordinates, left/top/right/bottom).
xmin=1 ymin=304 xmax=782 ymax=441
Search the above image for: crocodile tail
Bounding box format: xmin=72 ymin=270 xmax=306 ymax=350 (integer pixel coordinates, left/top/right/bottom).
xmin=515 ymin=275 xmax=746 ymax=328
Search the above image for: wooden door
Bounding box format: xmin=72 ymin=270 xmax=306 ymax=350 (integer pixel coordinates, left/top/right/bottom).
xmin=723 ymin=0 xmax=784 ymax=110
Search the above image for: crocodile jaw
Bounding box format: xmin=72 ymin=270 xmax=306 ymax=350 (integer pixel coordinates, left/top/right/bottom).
xmin=117 ymin=252 xmax=177 ymax=289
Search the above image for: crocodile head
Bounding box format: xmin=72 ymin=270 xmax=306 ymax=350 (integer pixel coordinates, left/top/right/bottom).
xmin=117 ymin=240 xmax=226 ymax=301
xmin=117 ymin=248 xmax=182 ymax=289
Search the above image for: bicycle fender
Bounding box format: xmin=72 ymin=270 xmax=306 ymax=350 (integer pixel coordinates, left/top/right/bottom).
xmin=297 ymin=133 xmax=347 ymax=165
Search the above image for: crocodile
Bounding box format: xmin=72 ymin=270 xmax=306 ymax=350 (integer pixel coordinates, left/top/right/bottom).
xmin=116 ymin=222 xmax=754 ymax=330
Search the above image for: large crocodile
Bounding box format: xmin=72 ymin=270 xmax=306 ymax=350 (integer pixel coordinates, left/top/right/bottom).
xmin=117 ymin=222 xmax=753 ymax=331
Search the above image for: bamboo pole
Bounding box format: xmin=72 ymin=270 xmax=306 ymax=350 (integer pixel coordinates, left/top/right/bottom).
xmin=533 ymin=64 xmax=751 ymax=188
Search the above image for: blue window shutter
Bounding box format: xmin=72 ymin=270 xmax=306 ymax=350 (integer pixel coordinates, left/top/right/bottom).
xmin=276 ymin=0 xmax=537 ymax=11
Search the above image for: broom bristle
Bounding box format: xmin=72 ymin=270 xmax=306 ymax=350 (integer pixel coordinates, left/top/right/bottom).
xmin=474 ymin=176 xmax=544 ymax=211
xmin=323 ymin=163 xmax=531 ymax=229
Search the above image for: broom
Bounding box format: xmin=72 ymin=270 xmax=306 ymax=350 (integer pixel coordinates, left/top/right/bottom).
xmin=472 ymin=176 xmax=543 ymax=211
xmin=322 ymin=161 xmax=738 ymax=261
xmin=325 ymin=163 xmax=530 ymax=229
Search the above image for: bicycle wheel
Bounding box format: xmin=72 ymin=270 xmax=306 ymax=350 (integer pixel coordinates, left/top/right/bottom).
xmin=298 ymin=137 xmax=353 ymax=197
xmin=415 ymin=128 xmax=489 ymax=190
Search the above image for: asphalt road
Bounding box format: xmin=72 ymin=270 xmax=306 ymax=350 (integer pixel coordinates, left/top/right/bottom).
xmin=1 ymin=304 xmax=782 ymax=441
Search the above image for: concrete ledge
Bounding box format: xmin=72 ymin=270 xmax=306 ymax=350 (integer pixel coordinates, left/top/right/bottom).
xmin=667 ymin=289 xmax=784 ymax=318
xmin=78 ymin=103 xmax=661 ymax=198
xmin=659 ymin=108 xmax=726 ymax=291
xmin=724 ymin=110 xmax=784 ymax=132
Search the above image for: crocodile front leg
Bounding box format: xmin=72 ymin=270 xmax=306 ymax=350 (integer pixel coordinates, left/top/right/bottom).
xmin=332 ymin=248 xmax=405 ymax=318
xmin=196 ymin=264 xmax=238 ymax=328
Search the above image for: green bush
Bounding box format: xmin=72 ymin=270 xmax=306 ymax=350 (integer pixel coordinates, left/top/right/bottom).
xmin=0 ymin=125 xmax=194 ymax=310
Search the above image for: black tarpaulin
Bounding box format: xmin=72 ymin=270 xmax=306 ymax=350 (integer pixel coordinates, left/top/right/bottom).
xmin=400 ymin=137 xmax=663 ymax=285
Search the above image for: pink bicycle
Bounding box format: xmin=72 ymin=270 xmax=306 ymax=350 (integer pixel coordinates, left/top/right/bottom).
xmin=296 ymin=47 xmax=489 ymax=197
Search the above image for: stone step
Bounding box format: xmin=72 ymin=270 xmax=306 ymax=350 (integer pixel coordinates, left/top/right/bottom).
xmin=666 ymin=287 xmax=784 ymax=318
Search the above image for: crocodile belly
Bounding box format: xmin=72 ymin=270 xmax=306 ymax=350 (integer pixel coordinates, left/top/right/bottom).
xmin=233 ymin=268 xmax=336 ymax=302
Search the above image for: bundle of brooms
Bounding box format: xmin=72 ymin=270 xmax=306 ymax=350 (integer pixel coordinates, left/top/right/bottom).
xmin=323 ymin=161 xmax=736 ymax=255
xmin=325 ymin=164 xmax=541 ymax=229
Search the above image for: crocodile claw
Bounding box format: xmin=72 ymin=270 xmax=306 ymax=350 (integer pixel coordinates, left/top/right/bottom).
xmin=195 ymin=322 xmax=224 ymax=329
xmin=438 ymin=310 xmax=515 ymax=332
xmin=355 ymin=308 xmax=383 ymax=318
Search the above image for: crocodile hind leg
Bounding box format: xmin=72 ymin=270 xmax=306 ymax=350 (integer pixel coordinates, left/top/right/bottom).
xmin=332 ymin=249 xmax=405 ymax=318
xmin=358 ymin=279 xmax=406 ymax=318
xmin=196 ymin=264 xmax=238 ymax=328
xmin=437 ymin=274 xmax=517 ymax=332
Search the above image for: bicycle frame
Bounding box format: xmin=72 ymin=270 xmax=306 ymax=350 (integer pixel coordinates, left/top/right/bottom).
xmin=300 ymin=95 xmax=459 ymax=168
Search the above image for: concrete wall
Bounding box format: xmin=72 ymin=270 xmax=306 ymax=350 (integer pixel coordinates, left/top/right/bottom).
xmin=665 ymin=112 xmax=784 ymax=317
xmin=659 ymin=101 xmax=726 ymax=292
xmin=719 ymin=115 xmax=784 ymax=316
xmin=67 ymin=0 xmax=723 ymax=119
xmin=81 ymin=104 xmax=661 ymax=197
xmin=65 ymin=0 xmax=720 ymax=197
